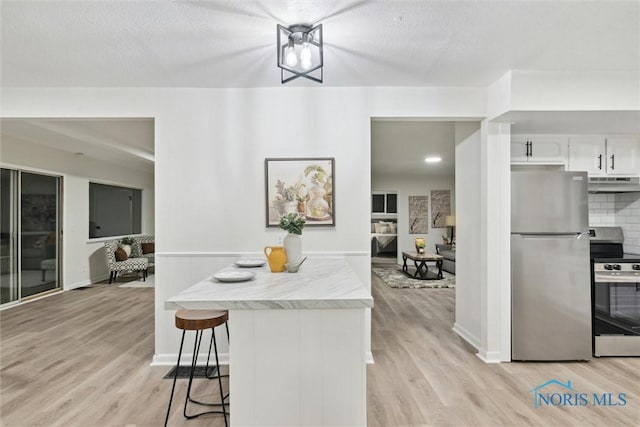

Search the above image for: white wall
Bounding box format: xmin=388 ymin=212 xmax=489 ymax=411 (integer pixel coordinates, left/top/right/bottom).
xmin=0 ymin=86 xmax=488 ymax=361
xmin=488 ymin=70 xmax=640 ymax=119
xmin=0 ymin=134 xmax=154 ymax=289
xmin=452 ymin=122 xmax=482 ymax=350
xmin=371 ymin=174 xmax=454 ymax=264
xmin=510 ymin=70 xmax=640 ymax=112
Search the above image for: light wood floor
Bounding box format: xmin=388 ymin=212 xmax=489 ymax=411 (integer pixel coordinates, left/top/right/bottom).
xmin=367 ymin=272 xmax=640 ymax=426
xmin=0 ymin=275 xmax=638 ymax=426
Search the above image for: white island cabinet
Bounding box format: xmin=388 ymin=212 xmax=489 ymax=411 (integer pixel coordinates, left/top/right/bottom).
xmin=166 ymin=257 xmax=373 ymax=427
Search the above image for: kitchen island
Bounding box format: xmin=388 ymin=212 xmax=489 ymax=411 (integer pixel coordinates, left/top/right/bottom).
xmin=165 ymin=257 xmax=373 ymax=427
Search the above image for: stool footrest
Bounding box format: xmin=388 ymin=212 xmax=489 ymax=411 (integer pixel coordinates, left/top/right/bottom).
xmin=188 ymin=393 xmax=230 ymax=407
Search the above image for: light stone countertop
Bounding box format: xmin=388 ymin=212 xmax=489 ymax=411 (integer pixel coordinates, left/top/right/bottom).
xmin=165 ymin=257 xmax=373 ymax=310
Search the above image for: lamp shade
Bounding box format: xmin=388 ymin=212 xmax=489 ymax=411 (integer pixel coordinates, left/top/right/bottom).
xmin=445 ymin=215 xmax=456 ymax=226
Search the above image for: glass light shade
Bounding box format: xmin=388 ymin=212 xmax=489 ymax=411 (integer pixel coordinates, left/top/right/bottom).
xmin=300 ymin=57 xmax=312 ymax=70
xmin=300 ymin=43 xmax=312 ymax=70
xmin=285 ymin=47 xmax=298 ymax=67
xmin=300 ymin=43 xmax=312 ymax=61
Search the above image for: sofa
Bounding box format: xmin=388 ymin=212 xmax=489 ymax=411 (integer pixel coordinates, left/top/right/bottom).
xmin=435 ymin=244 xmax=455 ymax=274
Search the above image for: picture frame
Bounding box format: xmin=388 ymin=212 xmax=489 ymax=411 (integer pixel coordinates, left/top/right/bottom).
xmin=408 ymin=195 xmax=429 ymax=234
xmin=265 ymin=157 xmax=335 ymax=227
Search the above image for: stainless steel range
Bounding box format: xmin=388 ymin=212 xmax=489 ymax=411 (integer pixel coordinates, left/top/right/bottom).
xmin=590 ymin=227 xmax=640 ymax=357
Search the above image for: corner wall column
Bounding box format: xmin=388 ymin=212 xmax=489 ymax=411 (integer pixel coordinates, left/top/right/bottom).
xmin=478 ymin=120 xmax=511 ymax=362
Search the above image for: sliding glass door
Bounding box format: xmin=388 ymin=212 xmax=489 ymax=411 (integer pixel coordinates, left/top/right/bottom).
xmin=1 ymin=169 xmax=18 ymax=304
xmin=0 ymin=168 xmax=62 ymax=305
xmin=20 ymin=172 xmax=61 ymax=298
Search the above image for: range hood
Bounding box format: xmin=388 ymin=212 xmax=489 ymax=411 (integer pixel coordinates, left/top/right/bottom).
xmin=588 ymin=177 xmax=640 ymax=193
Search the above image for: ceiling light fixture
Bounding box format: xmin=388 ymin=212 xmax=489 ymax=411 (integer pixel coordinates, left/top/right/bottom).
xmin=424 ymin=156 xmax=442 ymax=163
xmin=277 ymin=24 xmax=323 ymax=84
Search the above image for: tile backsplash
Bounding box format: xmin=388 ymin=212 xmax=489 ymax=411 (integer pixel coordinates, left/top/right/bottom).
xmin=589 ymin=192 xmax=640 ymax=254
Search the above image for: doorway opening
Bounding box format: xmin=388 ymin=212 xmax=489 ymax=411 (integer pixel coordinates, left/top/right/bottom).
xmin=370 ymin=120 xmax=456 ymax=273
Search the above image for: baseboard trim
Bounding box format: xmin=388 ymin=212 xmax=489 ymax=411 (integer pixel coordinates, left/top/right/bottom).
xmin=64 ymin=274 xmax=110 ymax=290
xmin=476 ymin=349 xmax=502 ymax=364
xmin=152 ymin=353 xmax=229 ymax=366
xmin=452 ymin=322 xmax=481 ymax=350
xmin=157 ymin=251 xmax=369 ymax=258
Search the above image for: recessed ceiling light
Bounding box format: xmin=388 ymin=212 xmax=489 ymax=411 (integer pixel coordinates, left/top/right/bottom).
xmin=424 ymin=156 xmax=442 ymax=163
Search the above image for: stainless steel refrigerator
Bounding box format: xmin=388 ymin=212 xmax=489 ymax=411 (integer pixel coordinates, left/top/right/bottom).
xmin=511 ymin=171 xmax=591 ymax=361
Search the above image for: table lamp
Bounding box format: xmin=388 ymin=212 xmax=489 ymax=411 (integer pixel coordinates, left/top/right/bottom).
xmin=445 ymin=215 xmax=456 ymax=244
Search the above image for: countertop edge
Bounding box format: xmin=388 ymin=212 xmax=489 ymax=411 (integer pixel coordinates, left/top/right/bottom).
xmin=165 ymin=297 xmax=373 ymax=311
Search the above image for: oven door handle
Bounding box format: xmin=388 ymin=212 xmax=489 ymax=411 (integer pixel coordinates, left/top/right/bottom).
xmin=594 ymin=274 xmax=640 ymax=283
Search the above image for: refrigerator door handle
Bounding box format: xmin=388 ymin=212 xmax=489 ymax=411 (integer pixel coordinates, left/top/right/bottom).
xmin=519 ymin=233 xmax=585 ymax=238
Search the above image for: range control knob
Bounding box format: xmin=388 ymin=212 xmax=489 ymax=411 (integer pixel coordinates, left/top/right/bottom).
xmin=604 ymin=264 xmax=613 ymax=270
xmin=633 ymin=264 xmax=640 ymax=270
xmin=613 ymin=264 xmax=622 ymax=271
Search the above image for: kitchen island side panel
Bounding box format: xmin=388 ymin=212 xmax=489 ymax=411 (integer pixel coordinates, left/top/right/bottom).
xmin=229 ymin=308 xmax=367 ymax=427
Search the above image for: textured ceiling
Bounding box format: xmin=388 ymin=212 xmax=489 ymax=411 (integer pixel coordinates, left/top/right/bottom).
xmin=2 ymin=0 xmax=638 ymax=88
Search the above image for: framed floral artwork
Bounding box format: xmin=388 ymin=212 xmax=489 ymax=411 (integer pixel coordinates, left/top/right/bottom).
xmin=265 ymin=158 xmax=335 ymax=227
xmin=431 ymin=190 xmax=451 ymax=228
xmin=408 ymin=195 xmax=428 ymax=234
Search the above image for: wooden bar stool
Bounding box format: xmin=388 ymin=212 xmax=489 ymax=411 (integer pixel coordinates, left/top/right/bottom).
xmin=164 ymin=310 xmax=230 ymax=427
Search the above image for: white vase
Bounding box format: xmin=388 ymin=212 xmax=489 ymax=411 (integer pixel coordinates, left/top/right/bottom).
xmin=283 ymin=233 xmax=302 ymax=265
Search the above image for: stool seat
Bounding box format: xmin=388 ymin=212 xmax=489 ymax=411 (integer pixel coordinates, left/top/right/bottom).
xmin=175 ymin=310 xmax=228 ymax=330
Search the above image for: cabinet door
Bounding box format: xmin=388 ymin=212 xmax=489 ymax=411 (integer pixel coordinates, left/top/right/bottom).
xmin=568 ymin=137 xmax=606 ymax=176
xmin=528 ymin=136 xmax=568 ymax=164
xmin=606 ymin=137 xmax=640 ymax=176
xmin=510 ymin=136 xmax=529 ymax=162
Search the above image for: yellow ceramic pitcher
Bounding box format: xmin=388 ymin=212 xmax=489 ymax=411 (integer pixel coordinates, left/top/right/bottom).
xmin=264 ymin=246 xmax=287 ymax=273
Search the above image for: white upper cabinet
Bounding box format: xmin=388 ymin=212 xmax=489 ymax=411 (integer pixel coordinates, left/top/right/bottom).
xmin=511 ymin=135 xmax=568 ymax=164
xmin=510 ymin=136 xmax=529 ymax=162
xmin=606 ymin=137 xmax=640 ymax=176
xmin=568 ymin=136 xmax=640 ymax=176
xmin=568 ymin=137 xmax=606 ymax=176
